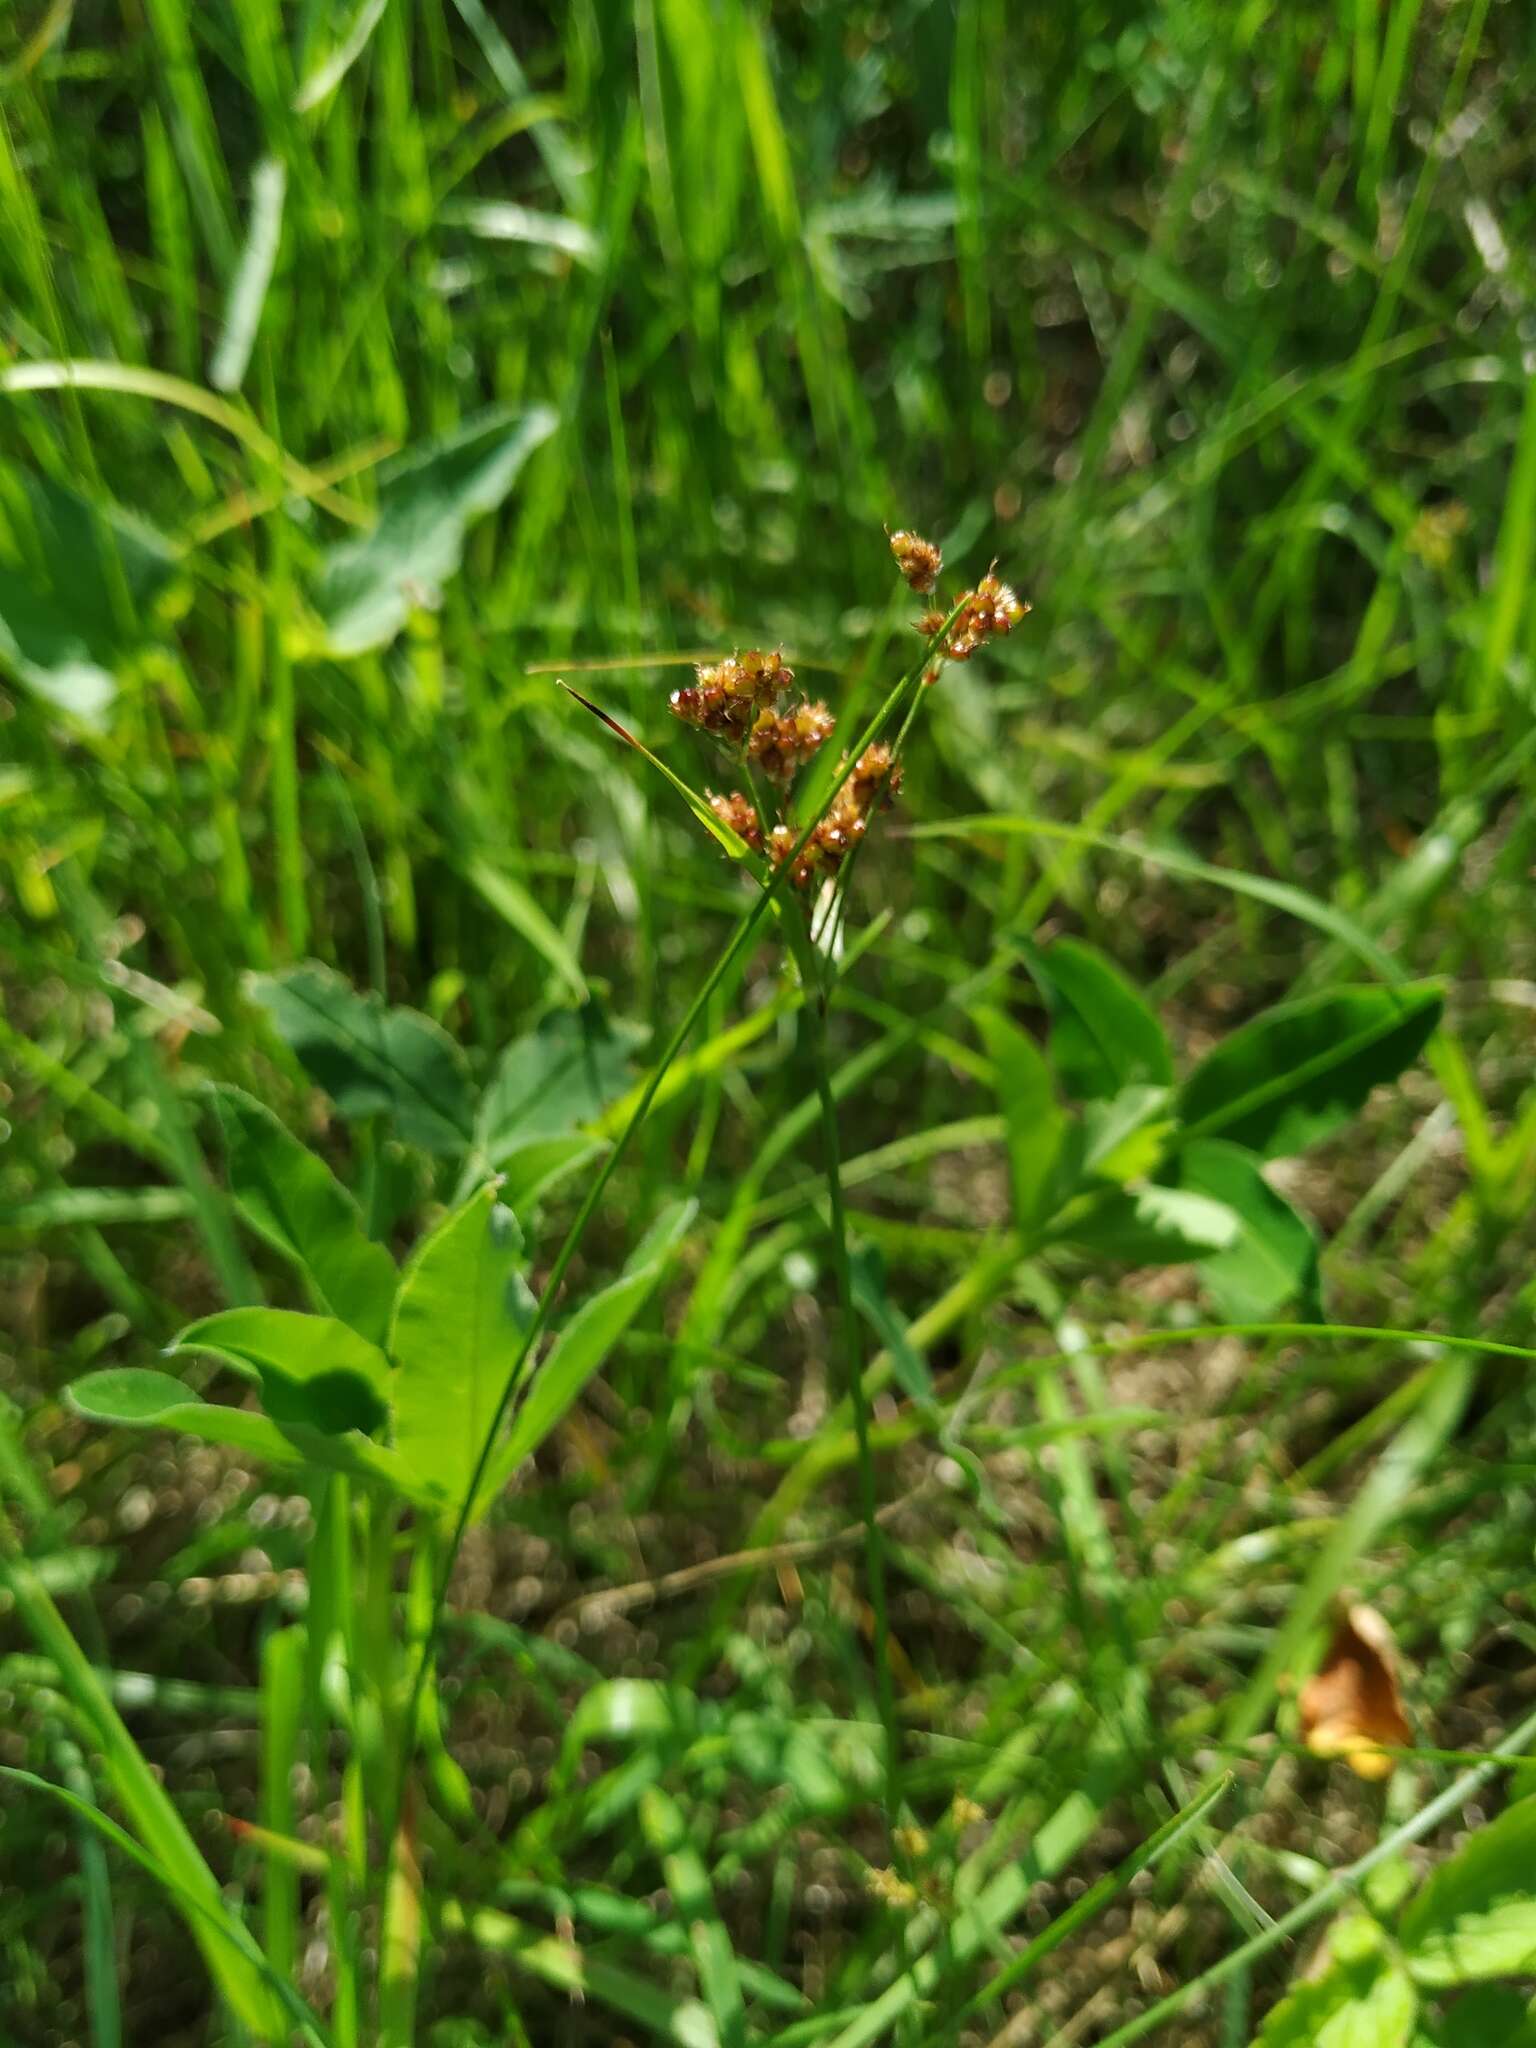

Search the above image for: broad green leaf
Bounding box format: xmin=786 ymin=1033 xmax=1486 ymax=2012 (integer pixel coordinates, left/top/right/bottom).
xmin=69 ymin=1368 xmax=311 ymax=1467
xmin=1059 ymin=1183 xmax=1240 ymax=1265
xmin=1413 ymin=1987 xmax=1536 ymax=2046
xmin=476 ymin=1004 xmax=647 ymax=1163
xmin=389 ymin=1184 xmax=535 ymax=1510
xmin=1252 ymin=1943 xmax=1416 ymax=2047
xmin=475 ymin=1200 xmax=694 ymax=1512
xmin=212 ymin=1085 xmax=396 ymax=1344
xmin=251 ymin=963 xmax=473 ymax=1156
xmin=66 ymin=1368 xmax=433 ymax=1500
xmin=170 ymin=1307 xmax=390 ymax=1438
xmin=1019 ymin=937 xmax=1174 ymax=1101
xmin=975 ymin=1006 xmax=1065 ymax=1231
xmin=0 ymin=470 xmax=179 ymax=724
xmin=1179 ymin=984 xmax=1443 ymax=1160
xmin=311 ymin=405 xmax=557 ymax=655
xmin=1178 ymin=1138 xmax=1321 ymax=1321
xmin=1401 ymin=1795 xmax=1536 ymax=1986
xmin=497 ymin=1134 xmax=605 ymax=1215
xmin=1081 ymin=1084 xmax=1175 ymax=1184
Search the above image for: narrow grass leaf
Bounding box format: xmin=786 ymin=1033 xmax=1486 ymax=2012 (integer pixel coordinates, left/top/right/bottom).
xmin=557 ymin=681 xmax=756 ymax=858
xmin=912 ymin=818 xmax=1404 ymax=981
xmin=849 ymin=1244 xmax=934 ymax=1406
xmin=209 ymin=155 xmax=286 ymax=393
xmin=0 ymin=1187 xmax=193 ymax=1229
xmin=258 ymin=1626 xmax=305 ymax=1986
xmin=292 ymin=0 xmax=388 ymax=111
xmin=441 ymin=1898 xmax=719 ymax=2046
xmin=440 ymin=198 xmax=599 ymax=265
xmin=640 ymin=1785 xmax=747 ymax=2048
xmin=0 ymin=1531 xmax=299 ymax=2043
xmin=463 ymin=854 xmax=588 ymax=1000
xmin=0 ymin=1766 xmax=321 ymax=2043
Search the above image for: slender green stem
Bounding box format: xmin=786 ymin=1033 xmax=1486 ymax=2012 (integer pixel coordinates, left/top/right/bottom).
xmin=795 ymin=909 xmax=901 ymax=1830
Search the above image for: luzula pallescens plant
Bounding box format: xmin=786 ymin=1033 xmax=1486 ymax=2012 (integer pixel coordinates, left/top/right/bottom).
xmin=579 ymin=523 xmax=1033 ymax=1834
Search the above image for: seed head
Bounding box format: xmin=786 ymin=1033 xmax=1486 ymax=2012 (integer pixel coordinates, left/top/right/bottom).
xmin=707 ymin=790 xmax=763 ymax=852
xmin=748 ymin=700 xmax=835 ymax=785
xmin=913 ymin=607 xmax=948 ymax=639
xmin=847 ymin=742 xmax=901 ymax=809
xmin=973 ymin=570 xmax=1029 ymax=635
xmin=768 ymin=823 xmax=819 ymax=889
xmin=934 ymin=569 xmax=1030 ymax=664
xmin=943 ymin=602 xmax=984 ymax=661
xmin=737 ymin=647 xmax=795 ymax=700
xmin=670 ymin=648 xmax=794 ymax=737
xmin=888 ymin=528 xmax=942 ymax=594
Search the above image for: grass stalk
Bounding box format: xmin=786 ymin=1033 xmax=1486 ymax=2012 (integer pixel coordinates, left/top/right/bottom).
xmin=791 ymin=907 xmax=902 ymax=1832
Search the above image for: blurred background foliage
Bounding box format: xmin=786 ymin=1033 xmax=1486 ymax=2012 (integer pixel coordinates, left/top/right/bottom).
xmin=6 ymin=0 xmax=1536 ymax=2042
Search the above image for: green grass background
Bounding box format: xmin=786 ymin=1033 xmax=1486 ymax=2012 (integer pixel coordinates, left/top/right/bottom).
xmin=5 ymin=1 xmax=1536 ymax=2043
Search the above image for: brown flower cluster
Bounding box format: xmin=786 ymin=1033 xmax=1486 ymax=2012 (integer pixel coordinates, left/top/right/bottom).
xmin=917 ymin=566 xmax=1029 ymax=670
xmin=767 ymin=744 xmax=901 ymax=888
xmin=888 ymin=527 xmax=942 ymax=593
xmin=670 ymin=648 xmax=794 ymax=737
xmin=748 ymin=700 xmax=835 ymax=784
xmin=674 ymin=523 xmax=1022 ymax=898
xmin=679 ymin=645 xmax=855 ymax=881
xmin=706 ymin=789 xmax=763 ymax=852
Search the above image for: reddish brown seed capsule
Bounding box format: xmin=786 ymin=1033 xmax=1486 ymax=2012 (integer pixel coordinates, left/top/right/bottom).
xmin=707 ymin=790 xmax=764 ymax=852
xmin=748 ymin=700 xmax=836 ymax=785
xmin=889 ymin=528 xmax=943 ymax=594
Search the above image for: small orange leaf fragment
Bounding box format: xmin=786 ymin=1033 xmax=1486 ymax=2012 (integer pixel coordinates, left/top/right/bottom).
xmin=1298 ymin=1602 xmax=1410 ymax=1780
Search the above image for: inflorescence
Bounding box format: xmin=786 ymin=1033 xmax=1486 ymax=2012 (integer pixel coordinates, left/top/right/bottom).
xmin=672 ymin=525 xmax=1026 ymax=890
